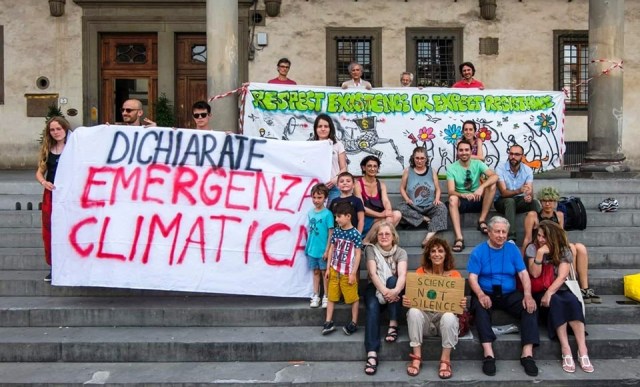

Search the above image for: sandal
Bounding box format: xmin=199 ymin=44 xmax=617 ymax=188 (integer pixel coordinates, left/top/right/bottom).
xmin=577 ymin=352 xmax=594 ymax=373
xmin=385 ymin=325 xmax=398 ymax=343
xmin=477 ymin=220 xmax=489 ymax=235
xmin=452 ymin=239 xmax=465 ymax=253
xmin=406 ymin=353 xmax=422 ymax=377
xmin=562 ymin=354 xmax=575 ymax=373
xmin=364 ymin=355 xmax=378 ymax=375
xmin=439 ymin=360 xmax=453 ymax=379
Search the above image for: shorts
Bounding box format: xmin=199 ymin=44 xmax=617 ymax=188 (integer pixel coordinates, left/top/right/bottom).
xmin=307 ymin=254 xmax=327 ymax=270
xmin=327 ymin=267 xmax=359 ymax=304
xmin=458 ymin=197 xmax=483 ymax=213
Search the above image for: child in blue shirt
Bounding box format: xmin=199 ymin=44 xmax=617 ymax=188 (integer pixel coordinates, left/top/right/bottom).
xmin=306 ymin=183 xmax=334 ymax=308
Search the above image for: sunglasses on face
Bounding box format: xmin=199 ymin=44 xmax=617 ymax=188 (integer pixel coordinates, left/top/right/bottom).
xmin=464 ymin=170 xmax=472 ymax=191
xmin=121 ymin=108 xmax=139 ymax=113
xmin=193 ymin=113 xmax=209 ymax=119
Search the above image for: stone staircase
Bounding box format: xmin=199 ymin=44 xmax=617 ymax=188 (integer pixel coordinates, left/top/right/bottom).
xmin=1 ymin=170 xmax=640 ymax=385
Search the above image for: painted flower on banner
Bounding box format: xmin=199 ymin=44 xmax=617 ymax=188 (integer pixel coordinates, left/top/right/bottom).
xmin=418 ymin=127 xmax=435 ymax=142
xmin=535 ymin=113 xmax=555 ymax=133
xmin=444 ymin=124 xmax=462 ymax=145
xmin=477 ymin=127 xmax=492 ymax=142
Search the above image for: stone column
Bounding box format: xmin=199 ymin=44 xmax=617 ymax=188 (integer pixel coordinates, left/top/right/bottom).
xmin=207 ymin=0 xmax=238 ymax=133
xmin=581 ymin=0 xmax=628 ymax=172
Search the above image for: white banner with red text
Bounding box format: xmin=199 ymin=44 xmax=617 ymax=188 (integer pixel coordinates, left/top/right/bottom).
xmin=241 ymin=83 xmax=565 ymax=176
xmin=51 ymin=125 xmax=331 ymax=297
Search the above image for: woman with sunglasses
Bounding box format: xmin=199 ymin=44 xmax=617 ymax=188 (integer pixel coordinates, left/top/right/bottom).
xmin=397 ymin=147 xmax=448 ymax=247
xmin=36 ymin=116 xmax=72 ymax=282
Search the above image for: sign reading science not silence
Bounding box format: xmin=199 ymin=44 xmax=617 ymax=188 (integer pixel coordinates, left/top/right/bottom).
xmin=405 ymin=273 xmax=466 ymax=314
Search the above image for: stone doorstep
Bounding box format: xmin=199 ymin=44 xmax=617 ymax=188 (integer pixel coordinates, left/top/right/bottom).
xmin=0 ymin=295 xmax=636 ymax=328
xmin=0 ymin=359 xmax=639 ymax=385
xmin=0 ymin=324 xmax=637 ymax=363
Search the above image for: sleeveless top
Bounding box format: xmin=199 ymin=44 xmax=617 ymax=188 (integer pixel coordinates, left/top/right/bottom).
xmin=358 ymin=178 xmax=385 ymax=213
xmin=45 ymin=152 xmax=61 ymax=184
xmin=537 ymin=210 xmax=559 ymax=224
xmin=406 ymin=167 xmax=435 ymax=208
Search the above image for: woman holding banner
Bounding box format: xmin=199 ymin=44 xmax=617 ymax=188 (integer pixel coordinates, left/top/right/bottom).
xmin=402 ymin=237 xmax=467 ymax=378
xmin=35 ymin=116 xmax=72 ymax=282
xmin=363 ymin=221 xmax=407 ymax=376
xmin=312 ymin=114 xmax=347 ymax=204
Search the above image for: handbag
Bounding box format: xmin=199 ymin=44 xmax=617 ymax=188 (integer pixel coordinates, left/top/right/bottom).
xmin=517 ymin=262 xmax=555 ymax=293
xmin=565 ymin=264 xmax=586 ymax=317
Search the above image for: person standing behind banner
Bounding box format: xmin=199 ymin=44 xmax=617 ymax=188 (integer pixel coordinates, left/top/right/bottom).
xmin=191 ymin=100 xmax=212 ymax=130
xmin=452 ymin=62 xmax=484 ymax=89
xmin=458 ymin=120 xmax=484 ymax=161
xmin=313 ymin=114 xmax=347 ymax=204
xmin=36 ymin=116 xmax=72 ymax=282
xmin=341 ymin=62 xmax=373 ymax=90
xmin=268 ymin=58 xmax=297 ymax=85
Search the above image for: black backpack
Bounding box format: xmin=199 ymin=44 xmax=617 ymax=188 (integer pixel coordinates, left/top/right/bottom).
xmin=557 ymin=196 xmax=587 ymax=231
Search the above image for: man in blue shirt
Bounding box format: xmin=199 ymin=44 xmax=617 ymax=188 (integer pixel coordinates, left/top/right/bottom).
xmin=494 ymin=144 xmax=541 ymax=242
xmin=467 ymin=216 xmax=539 ymax=377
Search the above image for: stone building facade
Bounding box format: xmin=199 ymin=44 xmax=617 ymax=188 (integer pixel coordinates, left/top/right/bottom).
xmin=0 ymin=0 xmax=637 ymax=168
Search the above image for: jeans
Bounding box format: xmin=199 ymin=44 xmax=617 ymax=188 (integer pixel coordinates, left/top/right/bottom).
xmin=471 ymin=291 xmax=540 ymax=346
xmin=364 ymin=276 xmax=403 ymax=352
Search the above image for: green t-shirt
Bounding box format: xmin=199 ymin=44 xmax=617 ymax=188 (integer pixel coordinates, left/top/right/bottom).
xmin=446 ymin=159 xmax=489 ymax=194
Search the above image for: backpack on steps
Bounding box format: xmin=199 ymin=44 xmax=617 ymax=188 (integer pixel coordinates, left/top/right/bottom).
xmin=557 ymin=196 xmax=587 ymax=231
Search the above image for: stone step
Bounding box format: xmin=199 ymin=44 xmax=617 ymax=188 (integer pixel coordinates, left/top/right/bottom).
xmin=404 ymin=246 xmax=640 ymax=270
xmin=2 ymin=222 xmax=636 ymax=249
xmin=0 ymin=248 xmax=48 ymax=270
xmin=1 ymin=358 xmax=639 ymax=385
xmin=397 ymin=227 xmax=640 ymax=247
xmin=2 ymin=208 xmax=639 ymax=230
xmin=0 ymin=268 xmax=633 ymax=297
xmin=0 ymin=195 xmax=42 ymax=211
xmin=0 ymin=324 xmax=637 ymax=363
xmin=0 ymin=295 xmax=635 ymax=328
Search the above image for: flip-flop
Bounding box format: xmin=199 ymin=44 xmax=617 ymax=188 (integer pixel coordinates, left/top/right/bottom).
xmin=439 ymin=360 xmax=453 ymax=379
xmin=452 ymin=239 xmax=465 ymax=253
xmin=407 ymin=353 xmax=422 ymax=377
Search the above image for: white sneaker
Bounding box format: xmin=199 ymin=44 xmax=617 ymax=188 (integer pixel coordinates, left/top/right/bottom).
xmin=310 ymin=295 xmax=320 ymax=308
xmin=321 ymin=296 xmax=328 ymax=308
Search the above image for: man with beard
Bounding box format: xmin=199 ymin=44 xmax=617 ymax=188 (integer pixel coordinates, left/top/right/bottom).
xmin=446 ymin=139 xmax=498 ymax=252
xmin=494 ymin=144 xmax=541 ymax=242
xmin=452 ymin=62 xmax=485 ymax=89
xmin=120 ymin=99 xmax=156 ymax=127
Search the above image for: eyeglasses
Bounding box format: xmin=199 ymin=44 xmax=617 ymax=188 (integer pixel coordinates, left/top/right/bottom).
xmin=464 ymin=170 xmax=472 ymax=191
xmin=121 ymin=108 xmax=139 ymax=113
xmin=278 ymin=65 xmax=290 ymax=69
xmin=508 ymin=152 xmax=523 ymax=156
xmin=377 ymin=232 xmax=392 ymax=237
xmin=193 ymin=113 xmax=209 ymax=119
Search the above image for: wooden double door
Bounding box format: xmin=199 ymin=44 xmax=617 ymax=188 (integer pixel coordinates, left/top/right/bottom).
xmin=100 ymin=33 xmax=206 ymax=128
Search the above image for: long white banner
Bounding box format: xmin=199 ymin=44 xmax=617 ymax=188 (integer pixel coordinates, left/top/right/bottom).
xmin=51 ymin=125 xmax=331 ymax=297
xmin=242 ymin=83 xmax=566 ymax=176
